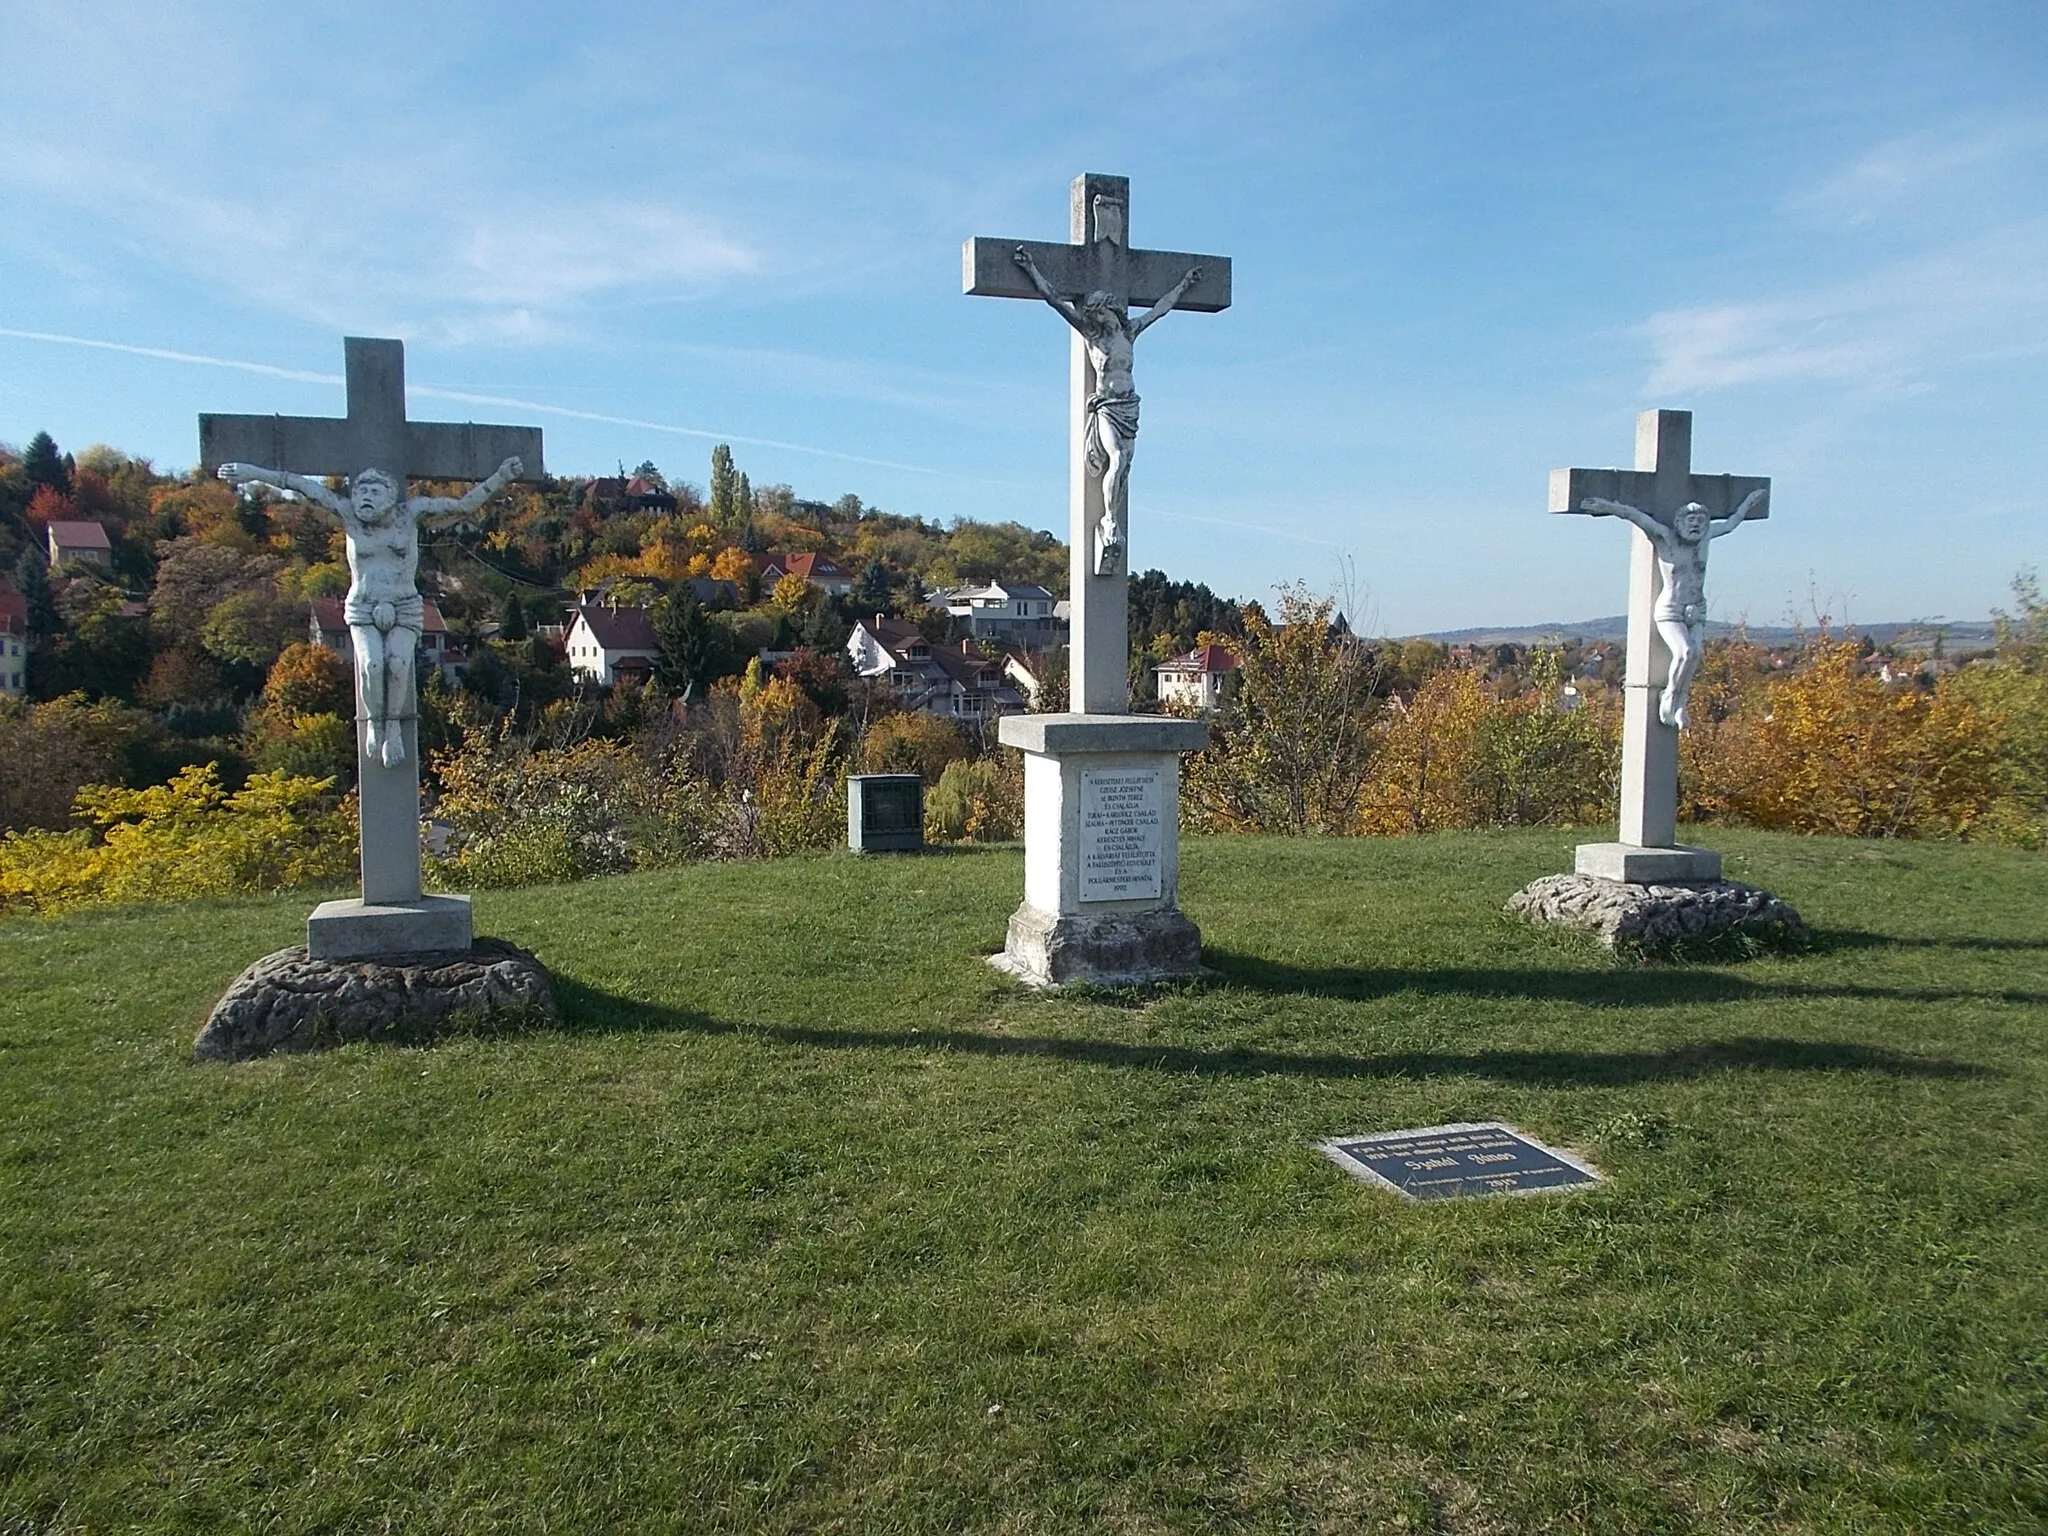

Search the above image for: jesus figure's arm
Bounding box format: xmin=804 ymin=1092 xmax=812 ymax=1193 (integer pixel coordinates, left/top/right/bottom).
xmin=217 ymin=463 xmax=349 ymax=518
xmin=1709 ymin=488 xmax=1767 ymax=539
xmin=1579 ymin=496 xmax=1667 ymax=543
xmin=1013 ymin=247 xmax=1087 ymax=334
xmin=411 ymin=457 xmax=523 ymax=524
xmin=1131 ymin=266 xmax=1202 ymax=337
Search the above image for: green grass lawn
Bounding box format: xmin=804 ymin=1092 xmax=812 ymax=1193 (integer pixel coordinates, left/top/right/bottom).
xmin=3 ymin=828 xmax=2045 ymax=1534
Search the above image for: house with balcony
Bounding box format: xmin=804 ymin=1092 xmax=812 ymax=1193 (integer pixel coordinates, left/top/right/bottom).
xmin=933 ymin=581 xmax=1064 ymax=647
xmin=847 ymin=615 xmax=1024 ymax=720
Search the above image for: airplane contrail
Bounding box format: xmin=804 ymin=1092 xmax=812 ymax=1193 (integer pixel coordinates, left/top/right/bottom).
xmin=0 ymin=325 xmax=985 ymax=481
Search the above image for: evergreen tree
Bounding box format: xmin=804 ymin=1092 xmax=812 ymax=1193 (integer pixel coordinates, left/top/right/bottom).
xmin=653 ymin=585 xmax=729 ymax=700
xmin=15 ymin=546 xmax=57 ymax=639
xmin=22 ymin=432 xmax=68 ymax=496
xmin=708 ymin=444 xmax=740 ymax=527
xmin=854 ymin=559 xmax=892 ymax=613
xmin=498 ymin=591 xmax=528 ymax=641
xmin=736 ymin=472 xmax=752 ymax=525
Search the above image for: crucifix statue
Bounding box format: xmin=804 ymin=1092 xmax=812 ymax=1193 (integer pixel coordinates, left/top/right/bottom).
xmin=1577 ymin=489 xmax=1764 ymax=729
xmin=201 ymin=336 xmax=542 ymax=957
xmin=966 ymin=173 xmax=1230 ymax=713
xmin=1550 ymin=409 xmax=1771 ymax=877
xmin=1011 ymin=245 xmax=1203 ymax=577
xmin=215 ymin=457 xmax=521 ymax=766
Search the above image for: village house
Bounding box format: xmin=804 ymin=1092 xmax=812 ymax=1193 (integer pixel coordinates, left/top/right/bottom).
xmin=565 ymin=601 xmax=659 ymax=686
xmin=45 ymin=519 xmax=113 ymax=571
xmin=309 ymin=597 xmax=465 ymax=686
xmin=1154 ymin=642 xmax=1241 ymax=712
xmin=0 ymin=577 xmax=26 ymax=698
xmin=759 ymin=551 xmax=853 ymax=598
xmin=847 ymin=615 xmax=1025 ymax=720
xmin=934 ymin=581 xmax=1065 ymax=647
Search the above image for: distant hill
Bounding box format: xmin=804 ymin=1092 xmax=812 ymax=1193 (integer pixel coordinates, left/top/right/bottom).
xmin=1408 ymin=617 xmax=1999 ymax=650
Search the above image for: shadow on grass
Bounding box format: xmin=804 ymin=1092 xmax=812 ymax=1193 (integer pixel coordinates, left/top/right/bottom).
xmin=1200 ymin=948 xmax=2048 ymax=1009
xmin=1815 ymin=931 xmax=2048 ymax=955
xmin=548 ymin=978 xmax=1987 ymax=1086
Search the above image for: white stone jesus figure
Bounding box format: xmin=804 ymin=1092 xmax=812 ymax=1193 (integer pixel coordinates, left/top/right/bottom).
xmin=1580 ymin=488 xmax=1766 ymax=730
xmin=218 ymin=457 xmax=520 ymax=766
xmin=1013 ymin=245 xmax=1202 ymax=576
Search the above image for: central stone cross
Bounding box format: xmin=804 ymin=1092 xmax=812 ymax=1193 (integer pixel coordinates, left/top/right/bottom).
xmin=964 ymin=174 xmax=1231 ymax=988
xmin=200 ymin=337 xmax=543 ymax=957
xmin=965 ymin=173 xmax=1231 ymax=713
xmin=1550 ymin=409 xmax=1770 ymax=880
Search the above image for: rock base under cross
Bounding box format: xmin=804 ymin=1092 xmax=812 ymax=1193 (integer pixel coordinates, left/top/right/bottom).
xmin=1508 ymin=874 xmax=1808 ymax=955
xmin=196 ymin=939 xmax=558 ymax=1062
xmin=989 ymin=904 xmax=1207 ymax=988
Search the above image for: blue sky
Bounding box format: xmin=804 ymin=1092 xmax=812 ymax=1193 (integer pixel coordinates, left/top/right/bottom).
xmin=2 ymin=0 xmax=2042 ymax=633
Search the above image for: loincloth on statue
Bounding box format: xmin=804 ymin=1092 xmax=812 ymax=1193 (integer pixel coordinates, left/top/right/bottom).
xmin=1086 ymin=391 xmax=1141 ymax=442
xmin=1653 ymin=599 xmax=1704 ymax=627
xmin=344 ymin=591 xmax=426 ymax=634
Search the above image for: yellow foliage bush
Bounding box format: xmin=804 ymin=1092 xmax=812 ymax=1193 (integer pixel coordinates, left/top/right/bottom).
xmin=0 ymin=764 xmax=356 ymax=915
xmin=926 ymin=756 xmax=1022 ymax=844
xmin=430 ymin=725 xmax=715 ymax=888
xmin=1684 ymin=639 xmax=2007 ymax=839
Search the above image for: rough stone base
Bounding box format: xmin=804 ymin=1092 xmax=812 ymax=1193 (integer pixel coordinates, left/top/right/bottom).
xmin=1508 ymin=874 xmax=1808 ymax=954
xmin=989 ymin=902 xmax=1206 ymax=988
xmin=195 ymin=939 xmax=558 ymax=1062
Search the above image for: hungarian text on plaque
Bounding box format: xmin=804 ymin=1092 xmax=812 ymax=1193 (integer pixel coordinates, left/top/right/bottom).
xmin=1079 ymin=766 xmax=1163 ymax=902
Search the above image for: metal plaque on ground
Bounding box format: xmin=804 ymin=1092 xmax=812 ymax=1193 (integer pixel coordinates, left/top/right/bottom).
xmin=1320 ymin=1122 xmax=1602 ymax=1201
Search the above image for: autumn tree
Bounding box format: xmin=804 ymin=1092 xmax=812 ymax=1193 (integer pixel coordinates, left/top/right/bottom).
xmin=1184 ymin=585 xmax=1381 ymax=835
xmin=858 ymin=709 xmax=971 ymax=782
xmin=261 ymin=642 xmax=352 ymax=719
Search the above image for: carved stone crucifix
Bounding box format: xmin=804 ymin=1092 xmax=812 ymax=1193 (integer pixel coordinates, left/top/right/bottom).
xmin=1550 ymin=409 xmax=1770 ymax=855
xmin=965 ymin=174 xmax=1231 ymax=713
xmin=201 ymin=337 xmax=543 ymax=916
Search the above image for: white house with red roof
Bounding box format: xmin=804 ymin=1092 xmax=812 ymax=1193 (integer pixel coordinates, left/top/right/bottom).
xmin=308 ymin=597 xmax=464 ymax=686
xmin=565 ymin=601 xmax=659 ymax=685
xmin=46 ymin=520 xmax=112 ymax=570
xmin=1154 ymin=642 xmax=1241 ymax=712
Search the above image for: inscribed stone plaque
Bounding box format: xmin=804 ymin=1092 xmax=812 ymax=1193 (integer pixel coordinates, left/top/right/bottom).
xmin=1079 ymin=765 xmax=1163 ymax=902
xmin=1320 ymin=1122 xmax=1602 ymax=1201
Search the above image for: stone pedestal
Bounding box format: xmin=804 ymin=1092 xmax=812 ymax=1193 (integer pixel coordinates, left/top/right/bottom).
xmin=989 ymin=713 xmax=1208 ymax=987
xmin=308 ymin=894 xmax=473 ymax=962
xmin=1574 ymin=841 xmax=1721 ymax=883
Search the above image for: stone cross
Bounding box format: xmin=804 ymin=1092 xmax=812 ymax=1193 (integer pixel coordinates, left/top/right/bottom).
xmin=1550 ymin=409 xmax=1770 ymax=878
xmin=965 ymin=173 xmax=1231 ymax=713
xmin=200 ymin=337 xmax=542 ymax=954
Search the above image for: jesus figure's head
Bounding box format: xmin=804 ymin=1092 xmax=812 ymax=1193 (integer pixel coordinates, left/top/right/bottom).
xmin=351 ymin=468 xmax=401 ymax=520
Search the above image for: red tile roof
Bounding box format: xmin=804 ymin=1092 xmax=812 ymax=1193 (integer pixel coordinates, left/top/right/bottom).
xmin=574 ymin=603 xmax=657 ymax=652
xmin=1160 ymin=643 xmax=1240 ymax=674
xmin=46 ymin=519 xmax=112 ymax=552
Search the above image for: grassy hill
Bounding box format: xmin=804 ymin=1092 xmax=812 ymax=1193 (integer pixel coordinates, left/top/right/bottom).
xmin=4 ymin=830 xmax=2044 ymax=1533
